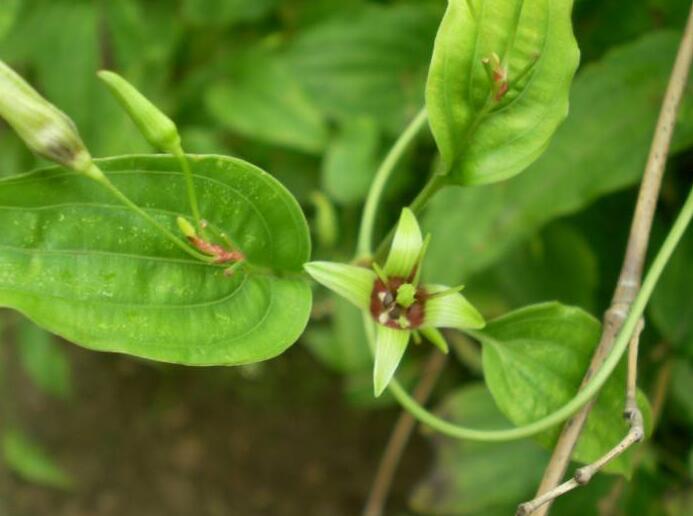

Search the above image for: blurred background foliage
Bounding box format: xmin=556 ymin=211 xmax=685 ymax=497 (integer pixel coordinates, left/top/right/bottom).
xmin=0 ymin=0 xmax=692 ymax=514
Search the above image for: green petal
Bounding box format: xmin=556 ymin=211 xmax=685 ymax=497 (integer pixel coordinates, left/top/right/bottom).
xmin=384 ymin=208 xmax=423 ymax=278
xmin=420 ymin=327 xmax=449 ymax=354
xmin=304 ymin=261 xmax=375 ymax=310
xmin=423 ymin=285 xmax=485 ymax=330
xmin=374 ymin=326 xmax=411 ymax=396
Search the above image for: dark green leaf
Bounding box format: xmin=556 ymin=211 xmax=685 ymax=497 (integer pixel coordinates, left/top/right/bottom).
xmin=287 ymin=3 xmax=442 ymax=135
xmin=424 ymin=31 xmax=693 ymax=285
xmin=650 ymin=232 xmax=693 ymax=356
xmin=426 ymin=0 xmax=580 ymax=185
xmin=17 ymin=319 xmax=71 ymax=400
xmin=2 ymin=429 xmax=72 ymax=490
xmin=477 ymin=302 xmax=652 ymax=475
xmin=182 ymin=0 xmax=277 ymax=27
xmin=0 ymin=155 xmax=312 ymax=365
xmin=0 ymin=0 xmax=21 ymax=39
xmin=322 ymin=117 xmax=379 ymax=205
xmin=206 ymin=50 xmax=328 ymax=153
xmin=410 ymin=384 xmax=548 ymax=515
xmin=468 ymin=223 xmax=599 ymax=314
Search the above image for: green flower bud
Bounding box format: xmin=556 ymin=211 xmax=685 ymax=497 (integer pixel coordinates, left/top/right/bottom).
xmin=176 ymin=216 xmax=197 ymax=239
xmin=0 ymin=60 xmax=100 ymax=179
xmin=97 ymin=70 xmax=181 ymax=155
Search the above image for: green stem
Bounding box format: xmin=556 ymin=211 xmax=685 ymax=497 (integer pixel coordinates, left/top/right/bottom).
xmin=356 ymin=108 xmax=429 ymax=258
xmin=91 ymin=166 xmax=214 ymax=264
xmin=172 ymin=147 xmax=204 ymax=232
xmin=365 ymin=184 xmax=693 ymax=441
xmin=372 ymin=173 xmax=447 ymax=262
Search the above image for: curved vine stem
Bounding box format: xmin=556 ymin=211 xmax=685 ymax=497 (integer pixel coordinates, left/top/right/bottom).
xmin=362 ymin=183 xmax=693 ymax=441
xmin=356 ymin=108 xmax=429 ymax=258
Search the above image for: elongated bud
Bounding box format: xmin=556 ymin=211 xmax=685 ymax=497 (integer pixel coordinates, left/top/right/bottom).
xmin=176 ymin=216 xmax=197 ymax=239
xmin=0 ymin=60 xmax=102 ymax=179
xmin=97 ymin=70 xmax=181 ymax=155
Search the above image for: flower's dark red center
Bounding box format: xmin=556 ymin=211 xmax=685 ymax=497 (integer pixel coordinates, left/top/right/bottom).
xmin=369 ymin=277 xmax=426 ymax=330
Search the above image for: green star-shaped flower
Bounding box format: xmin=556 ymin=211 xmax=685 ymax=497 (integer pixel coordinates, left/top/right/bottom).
xmin=305 ymin=208 xmax=485 ymax=396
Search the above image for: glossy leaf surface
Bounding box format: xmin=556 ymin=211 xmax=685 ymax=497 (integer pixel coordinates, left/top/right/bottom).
xmin=0 ymin=155 xmax=311 ymax=365
xmin=426 ymin=0 xmax=580 ymax=184
xmin=477 ymin=303 xmax=652 ymax=475
xmin=424 ymin=32 xmax=693 ymax=285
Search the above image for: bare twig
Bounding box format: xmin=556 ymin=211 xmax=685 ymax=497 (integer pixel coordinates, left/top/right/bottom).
xmin=517 ymin=322 xmax=645 ymax=515
xmin=363 ymin=351 xmax=447 ymax=516
xmin=598 ymin=352 xmax=673 ymax=515
xmin=528 ymin=6 xmax=693 ymax=514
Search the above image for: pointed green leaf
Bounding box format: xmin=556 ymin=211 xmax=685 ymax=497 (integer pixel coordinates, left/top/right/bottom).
xmin=423 ymin=31 xmax=693 ymax=285
xmin=0 ymin=155 xmax=311 ymax=365
xmin=304 ymin=262 xmax=375 ymax=310
xmin=424 ymin=285 xmax=485 ymax=331
xmin=3 ymin=429 xmax=73 ymax=490
xmin=384 ymin=208 xmax=423 ymax=278
xmin=477 ymin=302 xmax=652 ymax=476
xmin=426 ymin=0 xmax=580 ymax=185
xmin=374 ymin=325 xmax=410 ymax=396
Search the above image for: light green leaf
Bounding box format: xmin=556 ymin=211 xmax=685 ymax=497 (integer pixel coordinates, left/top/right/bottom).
xmin=477 ymin=302 xmax=652 ymax=476
xmin=3 ymin=429 xmax=72 ymax=490
xmin=17 ymin=319 xmax=71 ymax=400
xmin=650 ymin=232 xmax=693 ymax=356
xmin=0 ymin=155 xmax=311 ymax=365
xmin=410 ymin=384 xmax=548 ymax=515
xmin=322 ymin=117 xmax=379 ymax=205
xmin=424 ymin=31 xmax=693 ymax=285
xmin=287 ymin=3 xmax=442 ymax=135
xmin=426 ymin=0 xmax=580 ymax=185
xmin=206 ymin=50 xmax=328 ymax=154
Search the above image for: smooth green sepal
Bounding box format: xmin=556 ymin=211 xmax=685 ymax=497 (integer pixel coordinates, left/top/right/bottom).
xmin=374 ymin=325 xmax=410 ymax=396
xmin=98 ymin=70 xmax=181 ymax=155
xmin=426 ymin=0 xmax=580 ymax=185
xmin=304 ymin=262 xmax=376 ymax=310
xmin=424 ymin=285 xmax=485 ymax=330
xmin=384 ymin=208 xmax=423 ymax=278
xmin=0 ymin=60 xmax=94 ymax=173
xmin=420 ymin=327 xmax=449 ymax=354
